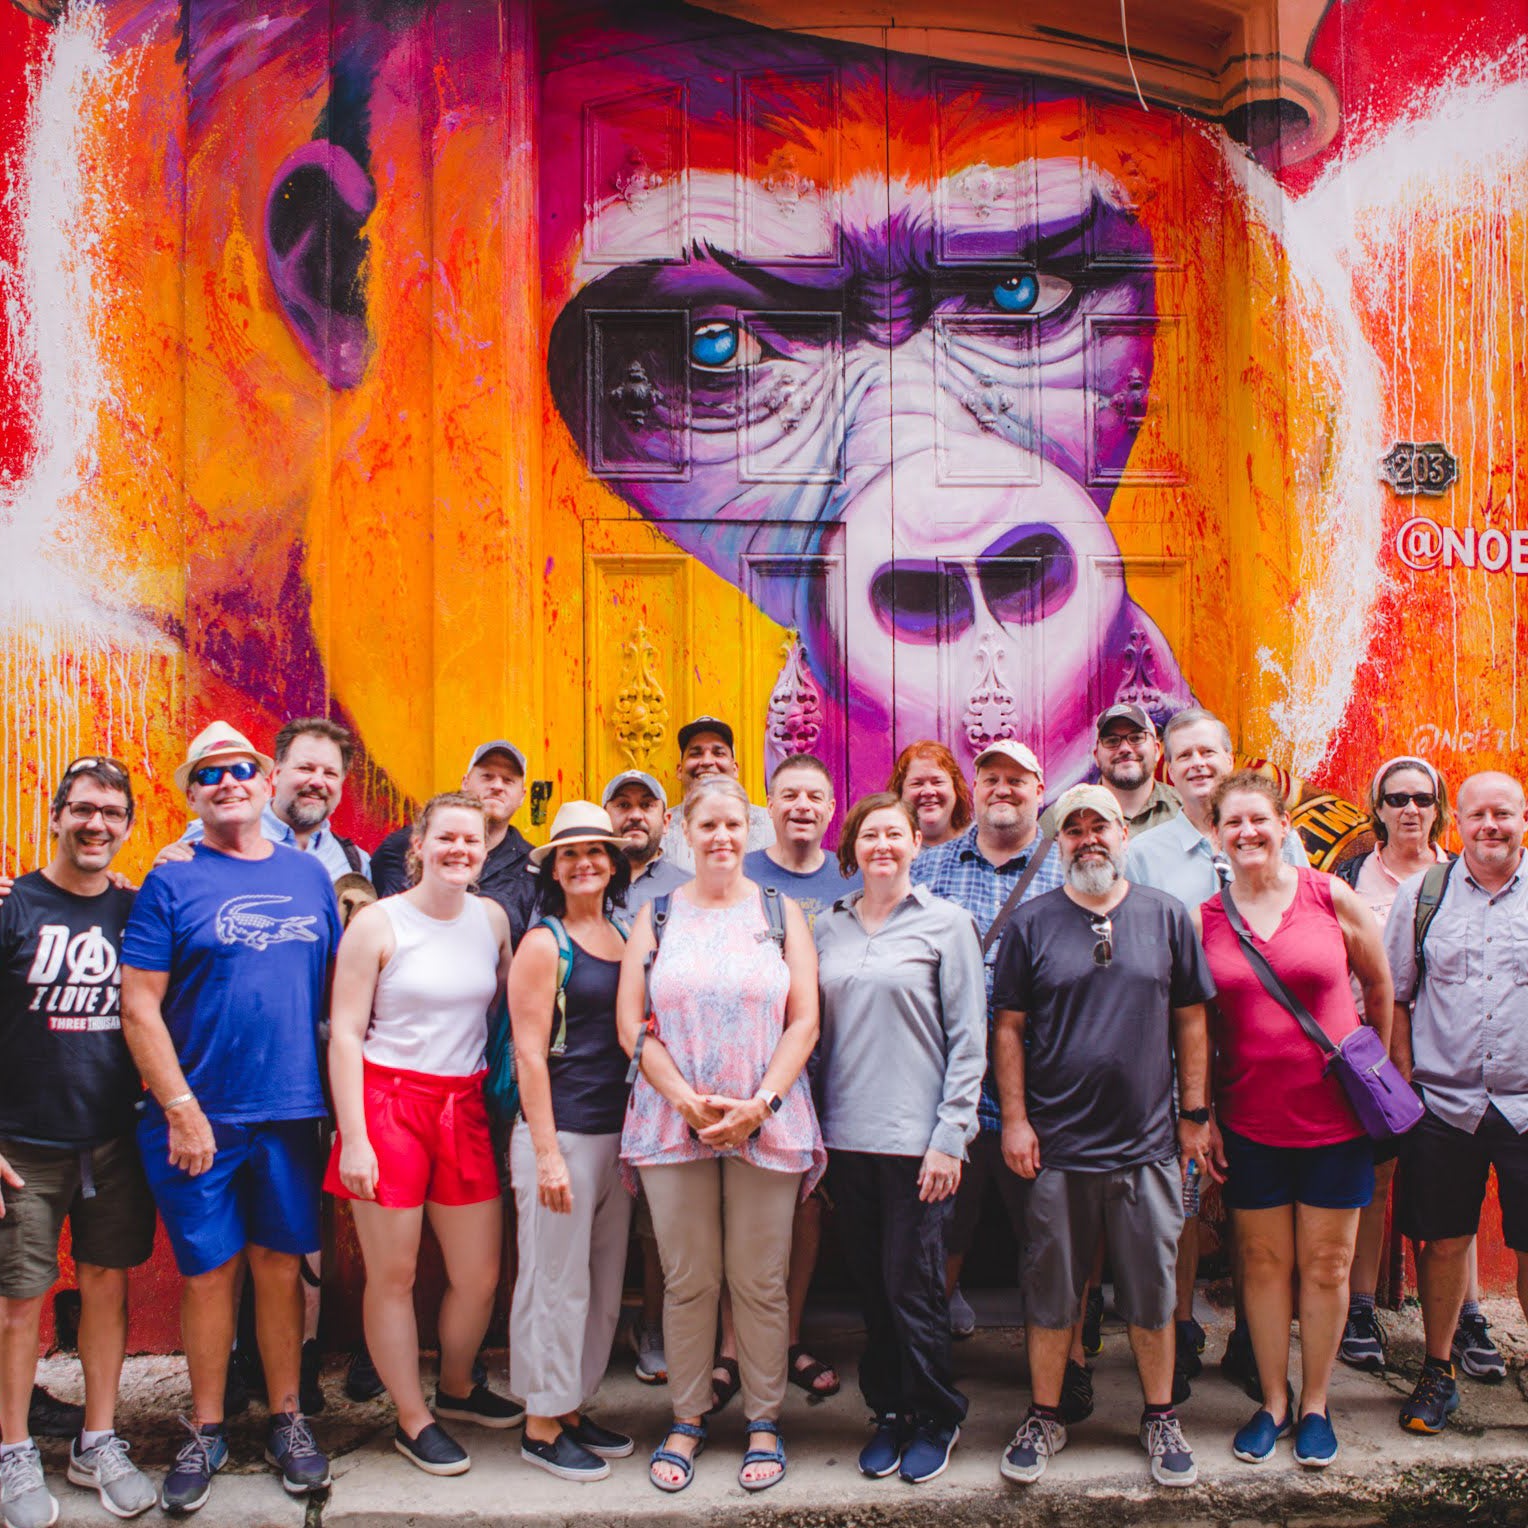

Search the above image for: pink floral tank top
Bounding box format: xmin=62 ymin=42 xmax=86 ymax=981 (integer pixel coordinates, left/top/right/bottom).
xmin=621 ymin=891 xmax=825 ymax=1194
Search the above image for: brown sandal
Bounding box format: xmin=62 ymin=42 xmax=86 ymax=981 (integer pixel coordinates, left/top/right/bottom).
xmin=707 ymin=1356 xmax=740 ymax=1415
xmin=787 ymin=1344 xmax=840 ymax=1401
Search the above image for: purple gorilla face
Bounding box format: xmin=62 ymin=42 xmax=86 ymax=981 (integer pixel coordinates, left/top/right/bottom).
xmin=547 ymin=50 xmax=1191 ymax=790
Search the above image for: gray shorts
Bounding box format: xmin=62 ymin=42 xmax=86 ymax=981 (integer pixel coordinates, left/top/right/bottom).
xmin=1021 ymin=1157 xmax=1184 ymax=1331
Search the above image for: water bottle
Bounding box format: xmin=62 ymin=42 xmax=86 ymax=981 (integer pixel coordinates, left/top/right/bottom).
xmin=1182 ymin=1158 xmax=1201 ymax=1216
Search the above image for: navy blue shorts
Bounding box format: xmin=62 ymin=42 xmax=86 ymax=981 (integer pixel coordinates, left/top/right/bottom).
xmin=1221 ymin=1126 xmax=1374 ymax=1212
xmin=138 ymin=1115 xmax=325 ymax=1277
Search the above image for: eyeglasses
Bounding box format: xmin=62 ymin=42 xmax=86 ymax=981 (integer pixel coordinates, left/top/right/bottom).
xmin=1089 ymin=915 xmax=1113 ymax=967
xmin=62 ymin=802 xmax=129 ymax=825
xmin=1098 ymin=730 xmax=1151 ymax=751
xmin=190 ymin=760 xmax=261 ymax=787
xmin=1381 ymin=791 xmax=1437 ymax=809
xmin=64 ymin=756 xmax=129 ymax=781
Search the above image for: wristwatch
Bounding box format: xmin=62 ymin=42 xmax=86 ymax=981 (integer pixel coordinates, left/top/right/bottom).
xmin=1179 ymin=1106 xmax=1211 ymax=1125
xmin=756 ymin=1089 xmax=784 ymax=1114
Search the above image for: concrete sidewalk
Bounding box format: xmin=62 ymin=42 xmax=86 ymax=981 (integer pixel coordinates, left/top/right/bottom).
xmin=29 ymin=1293 xmax=1528 ymax=1527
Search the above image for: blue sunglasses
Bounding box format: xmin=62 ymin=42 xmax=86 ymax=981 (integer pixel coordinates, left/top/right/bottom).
xmin=190 ymin=759 xmax=261 ymax=788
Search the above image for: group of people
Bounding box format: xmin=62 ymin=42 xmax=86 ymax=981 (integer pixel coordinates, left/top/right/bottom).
xmin=0 ymin=703 xmax=1524 ymax=1522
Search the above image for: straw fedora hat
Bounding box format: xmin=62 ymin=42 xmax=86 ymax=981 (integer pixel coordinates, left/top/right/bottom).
xmin=529 ymin=802 xmax=629 ymax=867
xmin=173 ymin=721 xmax=275 ymax=793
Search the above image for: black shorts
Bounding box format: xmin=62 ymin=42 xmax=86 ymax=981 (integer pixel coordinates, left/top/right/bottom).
xmin=1398 ymin=1105 xmax=1528 ymax=1250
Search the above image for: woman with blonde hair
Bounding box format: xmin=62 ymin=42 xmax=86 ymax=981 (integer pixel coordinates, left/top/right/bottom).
xmin=326 ymin=793 xmax=520 ymax=1475
xmin=618 ymin=775 xmax=824 ymax=1494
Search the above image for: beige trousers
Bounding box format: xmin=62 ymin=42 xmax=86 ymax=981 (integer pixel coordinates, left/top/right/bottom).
xmin=639 ymin=1157 xmax=803 ymax=1421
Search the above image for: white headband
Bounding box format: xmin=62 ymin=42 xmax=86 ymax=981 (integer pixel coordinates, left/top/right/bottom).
xmin=1370 ymin=755 xmax=1443 ymax=806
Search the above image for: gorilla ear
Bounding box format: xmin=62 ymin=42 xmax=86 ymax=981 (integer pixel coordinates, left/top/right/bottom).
xmin=265 ymin=141 xmax=377 ymax=390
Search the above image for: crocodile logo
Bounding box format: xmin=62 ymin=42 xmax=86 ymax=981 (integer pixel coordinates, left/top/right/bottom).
xmin=214 ymin=894 xmax=321 ymax=951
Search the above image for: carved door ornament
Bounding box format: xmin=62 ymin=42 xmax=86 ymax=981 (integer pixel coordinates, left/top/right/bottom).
xmin=760 ymin=376 xmax=809 ymax=433
xmin=766 ymin=632 xmax=824 ymax=755
xmin=1108 ymin=366 xmax=1150 ymax=428
xmin=612 ymin=621 xmax=669 ymax=767
xmin=612 ymin=146 xmax=664 ymax=209
xmin=960 ymin=373 xmax=1016 ymax=432
xmin=610 ymin=360 xmax=663 ymax=427
xmin=962 ymin=634 xmax=1019 ymax=750
xmin=761 ymin=147 xmax=817 ymax=215
xmin=1113 ymin=627 xmax=1165 ymax=714
xmin=955 ymin=162 xmax=1005 ymax=219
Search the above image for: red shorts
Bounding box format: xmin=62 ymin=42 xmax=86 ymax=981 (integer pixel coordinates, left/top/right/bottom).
xmin=325 ymin=1062 xmax=500 ymax=1209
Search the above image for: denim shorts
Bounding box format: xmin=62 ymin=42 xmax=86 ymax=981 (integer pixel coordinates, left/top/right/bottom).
xmin=1220 ymin=1125 xmax=1374 ymax=1212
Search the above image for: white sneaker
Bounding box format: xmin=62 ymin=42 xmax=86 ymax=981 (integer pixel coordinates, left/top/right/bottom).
xmin=1 ymin=1443 xmax=58 ymax=1528
xmin=67 ymin=1435 xmax=155 ymax=1520
xmin=1000 ymin=1412 xmax=1066 ymax=1484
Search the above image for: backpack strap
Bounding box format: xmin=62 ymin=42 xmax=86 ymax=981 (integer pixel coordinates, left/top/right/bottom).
xmin=627 ymin=894 xmax=672 ymax=1086
xmin=759 ymin=885 xmax=787 ymax=952
xmin=536 ymin=915 xmax=574 ymax=1057
xmin=336 ymin=835 xmax=364 ymax=875
xmin=1412 ymin=858 xmax=1456 ymax=986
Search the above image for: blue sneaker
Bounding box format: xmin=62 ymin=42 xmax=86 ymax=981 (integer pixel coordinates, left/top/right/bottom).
xmin=898 ymin=1421 xmax=958 ymax=1484
xmin=161 ymin=1418 xmax=228 ymax=1513
xmin=857 ymin=1413 xmax=905 ymax=1478
xmin=1399 ymin=1361 xmax=1461 ymax=1434
xmin=1232 ymin=1404 xmax=1292 ymax=1464
xmin=265 ymin=1412 xmax=331 ymax=1495
xmin=1293 ymin=1408 xmax=1339 ymax=1468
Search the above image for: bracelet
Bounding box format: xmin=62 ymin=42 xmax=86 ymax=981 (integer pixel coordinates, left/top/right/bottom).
xmin=161 ymin=1092 xmax=195 ymax=1112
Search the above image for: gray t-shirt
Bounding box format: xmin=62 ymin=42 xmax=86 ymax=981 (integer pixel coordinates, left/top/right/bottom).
xmin=743 ymin=850 xmax=861 ymax=934
xmin=991 ymin=884 xmax=1215 ymax=1172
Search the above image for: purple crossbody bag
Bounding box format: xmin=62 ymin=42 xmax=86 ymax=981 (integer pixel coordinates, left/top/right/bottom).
xmin=1217 ymin=887 xmax=1423 ymax=1141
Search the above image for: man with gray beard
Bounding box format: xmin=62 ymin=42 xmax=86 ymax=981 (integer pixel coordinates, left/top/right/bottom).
xmin=991 ymin=786 xmax=1215 ymax=1491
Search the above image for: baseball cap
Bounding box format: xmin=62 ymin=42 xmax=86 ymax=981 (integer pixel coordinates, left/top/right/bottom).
xmin=972 ymin=739 xmax=1044 ymax=781
xmin=677 ymin=716 xmax=735 ymax=754
xmin=602 ymin=769 xmax=668 ymax=808
xmin=1095 ymin=703 xmax=1156 ymax=737
xmin=174 ymin=722 xmax=274 ymax=793
xmin=466 ymin=740 xmax=527 ymax=776
xmin=1053 ymin=782 xmax=1127 ymax=830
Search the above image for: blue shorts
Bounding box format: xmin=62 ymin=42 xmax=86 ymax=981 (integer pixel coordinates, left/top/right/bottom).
xmin=1221 ymin=1126 xmax=1374 ymax=1212
xmin=138 ymin=1115 xmax=325 ymax=1276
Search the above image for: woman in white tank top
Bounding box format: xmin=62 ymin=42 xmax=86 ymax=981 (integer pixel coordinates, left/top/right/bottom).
xmin=326 ymin=793 xmax=518 ymax=1475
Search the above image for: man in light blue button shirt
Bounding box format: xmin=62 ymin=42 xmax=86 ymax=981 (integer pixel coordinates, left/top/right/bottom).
xmin=1123 ymin=707 xmax=1306 ymax=1399
xmin=173 ymin=718 xmax=370 ymax=883
xmin=1385 ymin=771 xmax=1528 ymax=1435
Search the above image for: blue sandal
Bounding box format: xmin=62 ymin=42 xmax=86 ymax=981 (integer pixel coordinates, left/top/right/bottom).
xmin=739 ymin=1418 xmax=787 ymax=1492
xmin=649 ymin=1420 xmax=706 ymax=1493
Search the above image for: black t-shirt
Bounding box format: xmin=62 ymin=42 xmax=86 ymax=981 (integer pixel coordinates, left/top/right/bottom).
xmin=991 ymin=883 xmax=1215 ymax=1171
xmin=0 ymin=871 xmax=142 ymax=1147
xmin=371 ymin=823 xmax=539 ymax=946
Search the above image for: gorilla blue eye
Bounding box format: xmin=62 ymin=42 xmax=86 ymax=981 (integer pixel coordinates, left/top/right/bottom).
xmin=992 ymin=273 xmax=1040 ymax=313
xmin=691 ymin=321 xmax=740 ymax=368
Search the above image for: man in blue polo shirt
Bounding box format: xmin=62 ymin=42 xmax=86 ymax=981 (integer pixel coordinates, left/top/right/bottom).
xmin=122 ymin=723 xmax=341 ymax=1514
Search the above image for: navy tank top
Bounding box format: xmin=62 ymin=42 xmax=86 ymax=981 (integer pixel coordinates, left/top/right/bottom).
xmin=549 ymin=937 xmax=628 ymax=1135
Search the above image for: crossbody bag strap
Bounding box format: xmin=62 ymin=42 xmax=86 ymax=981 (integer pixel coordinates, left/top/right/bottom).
xmin=980 ymin=833 xmax=1056 ymax=954
xmin=626 ymin=893 xmax=673 ymax=1086
xmin=1216 ymin=885 xmax=1335 ymax=1057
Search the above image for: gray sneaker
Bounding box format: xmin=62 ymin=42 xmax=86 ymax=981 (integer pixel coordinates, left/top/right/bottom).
xmin=633 ymin=1320 xmax=667 ymax=1384
xmin=949 ymin=1285 xmax=977 ymax=1340
xmin=1 ymin=1443 xmax=58 ymax=1528
xmin=67 ymin=1435 xmax=156 ymax=1519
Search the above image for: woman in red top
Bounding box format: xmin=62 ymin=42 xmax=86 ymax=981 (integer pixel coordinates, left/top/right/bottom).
xmin=1194 ymin=772 xmax=1392 ymax=1471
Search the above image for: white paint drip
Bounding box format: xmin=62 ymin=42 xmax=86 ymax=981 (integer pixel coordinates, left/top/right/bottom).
xmin=0 ymin=4 xmax=168 ymax=860
xmin=1240 ymin=48 xmax=1528 ymax=772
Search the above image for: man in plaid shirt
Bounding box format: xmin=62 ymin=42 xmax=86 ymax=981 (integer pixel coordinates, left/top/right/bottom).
xmin=912 ymin=741 xmax=1061 ymax=1337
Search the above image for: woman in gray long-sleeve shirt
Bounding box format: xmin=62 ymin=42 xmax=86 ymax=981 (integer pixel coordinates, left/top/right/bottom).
xmin=814 ymin=792 xmax=987 ymax=1487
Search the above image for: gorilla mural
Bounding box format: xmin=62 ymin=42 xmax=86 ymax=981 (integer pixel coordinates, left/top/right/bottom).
xmin=542 ymin=33 xmax=1193 ymax=789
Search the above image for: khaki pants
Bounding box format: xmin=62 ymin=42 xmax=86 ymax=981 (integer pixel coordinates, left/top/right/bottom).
xmin=639 ymin=1157 xmax=802 ymax=1421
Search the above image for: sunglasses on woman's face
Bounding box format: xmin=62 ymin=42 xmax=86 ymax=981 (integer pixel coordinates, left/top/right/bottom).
xmin=1089 ymin=916 xmax=1114 ymax=967
xmin=1381 ymin=791 xmax=1436 ymax=809
xmin=190 ymin=759 xmax=261 ymax=788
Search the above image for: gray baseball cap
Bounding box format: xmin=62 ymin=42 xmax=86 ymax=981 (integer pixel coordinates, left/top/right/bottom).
xmin=466 ymin=740 xmax=527 ymax=775
xmin=1095 ymin=703 xmax=1156 ymax=737
xmin=601 ymin=769 xmax=667 ymax=808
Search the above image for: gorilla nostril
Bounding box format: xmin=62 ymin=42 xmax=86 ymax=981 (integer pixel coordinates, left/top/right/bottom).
xmin=870 ymin=561 xmax=975 ymax=644
xmin=976 ymin=528 xmax=1076 ymax=624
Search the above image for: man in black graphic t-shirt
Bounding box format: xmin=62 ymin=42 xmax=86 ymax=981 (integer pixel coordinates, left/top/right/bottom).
xmin=0 ymin=757 xmax=158 ymax=1525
